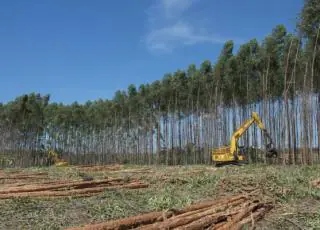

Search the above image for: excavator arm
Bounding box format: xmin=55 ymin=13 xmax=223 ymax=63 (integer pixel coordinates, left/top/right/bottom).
xmin=230 ymin=112 xmax=277 ymax=158
xmin=251 ymin=112 xmax=277 ymax=156
xmin=211 ymin=111 xmax=278 ymax=165
xmin=230 ymin=117 xmax=255 ymax=155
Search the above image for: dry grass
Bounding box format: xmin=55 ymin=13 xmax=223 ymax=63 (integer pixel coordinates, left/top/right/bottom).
xmin=0 ymin=164 xmax=320 ymax=229
xmin=66 ymin=190 xmax=274 ymax=230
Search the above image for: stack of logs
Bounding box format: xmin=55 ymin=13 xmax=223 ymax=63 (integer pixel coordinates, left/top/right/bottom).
xmin=67 ymin=190 xmax=273 ymax=230
xmin=0 ymin=178 xmax=148 ymax=199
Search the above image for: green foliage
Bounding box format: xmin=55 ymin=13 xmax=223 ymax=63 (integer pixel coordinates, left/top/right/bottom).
xmin=148 ymin=186 xmax=192 ymax=211
xmin=0 ymin=1 xmax=319 ymax=166
xmin=186 ymin=173 xmax=220 ymax=189
xmin=1 ymin=24 xmax=315 ymax=142
xmin=298 ymin=0 xmax=320 ymax=41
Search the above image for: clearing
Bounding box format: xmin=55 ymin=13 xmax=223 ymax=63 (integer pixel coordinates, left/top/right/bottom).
xmin=0 ymin=164 xmax=320 ymax=229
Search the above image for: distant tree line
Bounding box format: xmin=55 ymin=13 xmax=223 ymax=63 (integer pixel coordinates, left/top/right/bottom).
xmin=0 ymin=0 xmax=319 ymax=167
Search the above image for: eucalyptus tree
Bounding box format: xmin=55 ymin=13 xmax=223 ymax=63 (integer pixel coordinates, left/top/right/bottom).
xmin=1 ymin=0 xmax=320 ymax=167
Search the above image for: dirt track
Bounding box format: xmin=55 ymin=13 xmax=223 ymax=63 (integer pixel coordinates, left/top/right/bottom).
xmin=66 ymin=190 xmax=273 ymax=230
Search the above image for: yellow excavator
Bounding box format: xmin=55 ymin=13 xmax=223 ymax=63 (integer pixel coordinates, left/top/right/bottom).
xmin=212 ymin=112 xmax=278 ymax=166
xmin=48 ymin=149 xmax=68 ymax=167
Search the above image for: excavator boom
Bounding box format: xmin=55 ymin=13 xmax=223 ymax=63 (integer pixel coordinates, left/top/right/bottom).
xmin=230 ymin=116 xmax=255 ymax=155
xmin=212 ymin=112 xmax=277 ymax=165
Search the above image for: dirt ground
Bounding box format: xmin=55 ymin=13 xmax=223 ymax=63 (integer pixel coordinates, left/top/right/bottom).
xmin=0 ymin=164 xmax=320 ymax=229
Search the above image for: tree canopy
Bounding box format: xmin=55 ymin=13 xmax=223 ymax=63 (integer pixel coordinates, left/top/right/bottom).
xmin=0 ymin=0 xmax=319 ymax=166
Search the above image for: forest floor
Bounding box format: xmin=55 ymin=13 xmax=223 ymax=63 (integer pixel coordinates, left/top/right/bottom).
xmin=0 ymin=164 xmax=320 ymax=230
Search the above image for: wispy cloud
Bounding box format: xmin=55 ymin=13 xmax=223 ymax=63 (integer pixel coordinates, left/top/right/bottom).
xmin=161 ymin=0 xmax=195 ymax=18
xmin=143 ymin=0 xmax=241 ymax=53
xmin=146 ymin=21 xmax=226 ymax=52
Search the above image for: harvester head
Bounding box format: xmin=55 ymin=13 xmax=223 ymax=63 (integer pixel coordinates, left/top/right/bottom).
xmin=266 ymin=143 xmax=278 ymax=158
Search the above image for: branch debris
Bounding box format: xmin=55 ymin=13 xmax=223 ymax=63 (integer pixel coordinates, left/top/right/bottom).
xmin=66 ymin=190 xmax=273 ymax=230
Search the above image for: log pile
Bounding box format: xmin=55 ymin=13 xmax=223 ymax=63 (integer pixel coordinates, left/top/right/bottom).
xmin=0 ymin=178 xmax=148 ymax=199
xmin=0 ymin=171 xmax=48 ymax=183
xmin=66 ymin=190 xmax=273 ymax=230
xmin=310 ymin=178 xmax=320 ymax=188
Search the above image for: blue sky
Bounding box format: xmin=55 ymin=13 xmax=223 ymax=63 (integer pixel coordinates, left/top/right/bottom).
xmin=0 ymin=0 xmax=303 ymax=104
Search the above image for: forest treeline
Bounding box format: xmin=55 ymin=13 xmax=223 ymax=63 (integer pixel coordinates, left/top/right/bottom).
xmin=0 ymin=0 xmax=319 ymax=167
